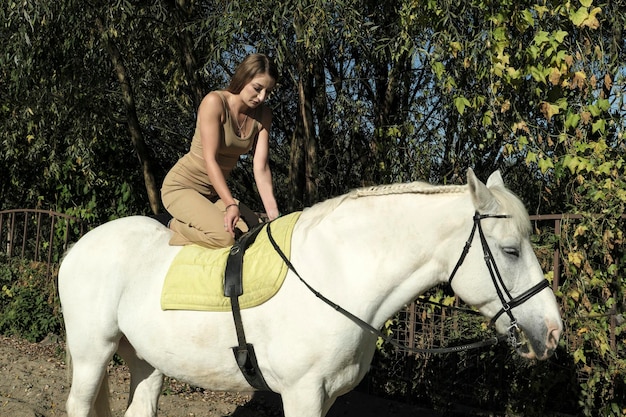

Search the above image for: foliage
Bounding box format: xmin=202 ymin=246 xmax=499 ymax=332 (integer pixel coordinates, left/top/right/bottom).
xmin=0 ymin=1 xmax=150 ymax=222
xmin=421 ymin=0 xmax=625 ymax=414
xmin=371 ymin=287 xmax=581 ymax=416
xmin=559 ymin=211 xmax=625 ymax=416
xmin=0 ymin=256 xmax=62 ymax=342
xmin=2 ymin=0 xmax=625 ymax=414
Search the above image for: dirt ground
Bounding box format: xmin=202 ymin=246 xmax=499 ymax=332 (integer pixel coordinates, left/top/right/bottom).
xmin=0 ymin=334 xmax=442 ymax=417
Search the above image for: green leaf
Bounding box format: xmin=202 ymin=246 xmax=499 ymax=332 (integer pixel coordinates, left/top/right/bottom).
xmin=597 ymin=98 xmax=610 ymax=111
xmin=554 ymin=30 xmax=568 ymax=43
xmin=563 ymin=155 xmax=580 ymax=173
xmin=570 ymin=6 xmax=589 ymax=27
xmin=492 ymin=26 xmax=507 ymax=41
xmin=597 ymin=162 xmax=612 ymax=175
xmin=525 ymin=151 xmax=537 ymax=165
xmin=588 ymin=103 xmax=602 ymax=117
xmin=573 ymin=348 xmax=587 ymax=364
xmin=565 ymin=113 xmax=580 ymax=129
xmin=521 ymin=9 xmax=534 ymax=26
xmin=592 ymin=119 xmax=605 ymax=134
xmin=482 ymin=111 xmax=493 ymax=126
xmin=529 ymin=66 xmax=546 ymax=83
xmin=431 ymin=61 xmax=445 ymax=79
xmin=533 ymin=30 xmax=550 ymax=45
xmin=528 ymin=45 xmax=540 ymax=60
xmin=538 ymin=157 xmax=554 ymax=173
xmin=454 ymin=96 xmax=471 ymax=115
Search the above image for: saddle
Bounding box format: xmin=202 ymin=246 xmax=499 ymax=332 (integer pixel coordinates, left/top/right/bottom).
xmin=224 ymin=222 xmax=272 ymax=392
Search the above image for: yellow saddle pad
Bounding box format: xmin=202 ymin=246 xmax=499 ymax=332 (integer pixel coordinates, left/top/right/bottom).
xmin=160 ymin=212 xmax=301 ymax=312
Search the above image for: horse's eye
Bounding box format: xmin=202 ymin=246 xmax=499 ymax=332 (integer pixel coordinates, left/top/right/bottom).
xmin=503 ymin=247 xmax=520 ymax=258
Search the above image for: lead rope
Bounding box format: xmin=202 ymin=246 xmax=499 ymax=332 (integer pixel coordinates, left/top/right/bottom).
xmin=266 ymin=221 xmax=506 ymax=355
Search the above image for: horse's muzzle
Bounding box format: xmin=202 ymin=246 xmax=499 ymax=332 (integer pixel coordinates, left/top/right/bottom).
xmin=516 ymin=321 xmax=561 ymax=360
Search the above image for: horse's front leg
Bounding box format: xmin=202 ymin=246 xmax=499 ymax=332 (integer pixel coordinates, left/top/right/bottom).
xmin=280 ymin=383 xmax=337 ymax=417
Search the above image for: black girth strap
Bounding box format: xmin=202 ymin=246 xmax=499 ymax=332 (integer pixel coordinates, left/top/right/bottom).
xmin=224 ymin=223 xmax=272 ymax=391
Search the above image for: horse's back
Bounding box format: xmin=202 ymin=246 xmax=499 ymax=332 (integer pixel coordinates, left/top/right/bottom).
xmin=58 ymin=216 xmax=178 ymax=312
xmin=63 ymin=214 xmax=172 ymax=258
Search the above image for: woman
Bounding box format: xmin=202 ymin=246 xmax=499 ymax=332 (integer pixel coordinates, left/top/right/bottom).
xmin=161 ymin=53 xmax=280 ymax=248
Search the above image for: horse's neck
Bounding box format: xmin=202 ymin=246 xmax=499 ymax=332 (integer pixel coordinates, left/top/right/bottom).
xmin=294 ymin=191 xmax=471 ymax=329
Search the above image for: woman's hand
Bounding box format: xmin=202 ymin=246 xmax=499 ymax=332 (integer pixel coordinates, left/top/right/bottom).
xmin=223 ymin=203 xmax=240 ymax=237
xmin=266 ymin=207 xmax=280 ymax=221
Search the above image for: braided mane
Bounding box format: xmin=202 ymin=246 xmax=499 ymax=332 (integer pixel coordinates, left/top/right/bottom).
xmin=349 ymin=181 xmax=467 ymax=198
xmin=304 ymin=179 xmax=530 ymax=236
xmin=303 ymin=181 xmax=469 ymax=220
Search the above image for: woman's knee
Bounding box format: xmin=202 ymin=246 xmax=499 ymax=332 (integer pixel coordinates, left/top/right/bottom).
xmin=207 ymin=230 xmax=234 ymax=248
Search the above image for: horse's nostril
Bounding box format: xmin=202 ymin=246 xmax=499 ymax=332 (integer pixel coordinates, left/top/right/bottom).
xmin=547 ymin=322 xmax=562 ymax=351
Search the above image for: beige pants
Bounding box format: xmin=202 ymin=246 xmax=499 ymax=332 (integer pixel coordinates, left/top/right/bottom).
xmin=161 ymin=186 xmax=260 ymax=249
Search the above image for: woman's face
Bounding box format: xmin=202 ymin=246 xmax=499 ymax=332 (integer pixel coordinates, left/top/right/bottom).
xmin=240 ymin=73 xmax=275 ymax=108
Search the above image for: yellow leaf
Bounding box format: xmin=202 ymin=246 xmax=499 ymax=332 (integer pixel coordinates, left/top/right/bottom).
xmin=549 ymin=67 xmax=561 ymax=86
xmin=568 ymin=251 xmax=584 ymax=268
xmin=449 ymin=41 xmax=462 ymax=57
xmin=540 ymin=101 xmax=560 ymax=120
xmin=582 ymin=7 xmax=601 ymax=29
xmin=506 ymin=66 xmax=520 ymax=79
xmin=512 ymin=121 xmax=529 ymax=134
xmin=574 ymin=225 xmax=588 ymax=237
xmin=571 ymin=71 xmax=586 ymax=89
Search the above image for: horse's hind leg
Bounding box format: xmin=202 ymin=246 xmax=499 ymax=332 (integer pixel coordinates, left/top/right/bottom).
xmin=117 ymin=336 xmax=163 ymax=417
xmin=66 ymin=336 xmax=119 ymax=417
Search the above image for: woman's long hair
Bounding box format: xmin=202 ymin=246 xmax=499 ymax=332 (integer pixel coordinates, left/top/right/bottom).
xmin=227 ymin=53 xmax=278 ymax=94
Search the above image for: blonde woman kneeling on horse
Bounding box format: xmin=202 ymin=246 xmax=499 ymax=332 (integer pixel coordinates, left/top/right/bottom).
xmin=161 ymin=53 xmax=280 ymax=249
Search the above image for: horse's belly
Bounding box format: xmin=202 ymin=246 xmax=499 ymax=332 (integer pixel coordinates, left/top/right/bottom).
xmin=117 ymin=272 xmax=255 ymax=389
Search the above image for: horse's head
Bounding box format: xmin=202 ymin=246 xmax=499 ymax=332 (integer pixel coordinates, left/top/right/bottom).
xmin=450 ymin=169 xmax=562 ymax=360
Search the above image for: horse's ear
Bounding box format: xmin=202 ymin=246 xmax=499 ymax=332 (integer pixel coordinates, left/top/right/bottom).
xmin=486 ymin=170 xmax=505 ymax=188
xmin=467 ymin=168 xmax=497 ymax=211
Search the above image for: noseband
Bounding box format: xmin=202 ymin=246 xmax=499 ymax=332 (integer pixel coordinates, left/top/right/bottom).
xmin=447 ymin=212 xmax=550 ymax=348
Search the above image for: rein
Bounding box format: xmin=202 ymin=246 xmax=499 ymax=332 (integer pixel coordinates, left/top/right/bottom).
xmin=266 ymin=211 xmax=549 ymax=354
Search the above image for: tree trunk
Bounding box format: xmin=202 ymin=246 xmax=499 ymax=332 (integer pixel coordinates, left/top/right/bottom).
xmin=96 ymin=18 xmax=162 ymax=214
xmin=171 ymin=0 xmax=205 ymax=109
xmin=288 ymin=65 xmax=317 ymax=208
xmin=289 ymin=9 xmax=319 ymax=208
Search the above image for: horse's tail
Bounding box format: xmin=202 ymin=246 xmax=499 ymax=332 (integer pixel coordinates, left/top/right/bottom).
xmin=65 ymin=343 xmax=72 ymax=386
xmin=64 ymin=344 xmax=113 ymax=417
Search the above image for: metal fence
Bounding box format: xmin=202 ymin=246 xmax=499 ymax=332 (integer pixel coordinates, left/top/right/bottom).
xmin=0 ymin=209 xmax=86 ymax=277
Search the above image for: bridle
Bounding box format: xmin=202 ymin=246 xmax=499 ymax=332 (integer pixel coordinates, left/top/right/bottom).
xmin=447 ymin=212 xmax=550 ymax=349
xmin=266 ymin=211 xmax=550 ymax=354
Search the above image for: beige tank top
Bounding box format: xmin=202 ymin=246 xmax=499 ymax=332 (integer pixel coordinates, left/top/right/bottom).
xmin=190 ymin=91 xmax=259 ymax=175
xmin=167 ymin=91 xmax=260 ymax=195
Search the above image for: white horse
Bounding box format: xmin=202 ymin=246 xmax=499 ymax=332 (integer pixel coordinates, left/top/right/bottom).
xmin=58 ymin=169 xmax=562 ymax=417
